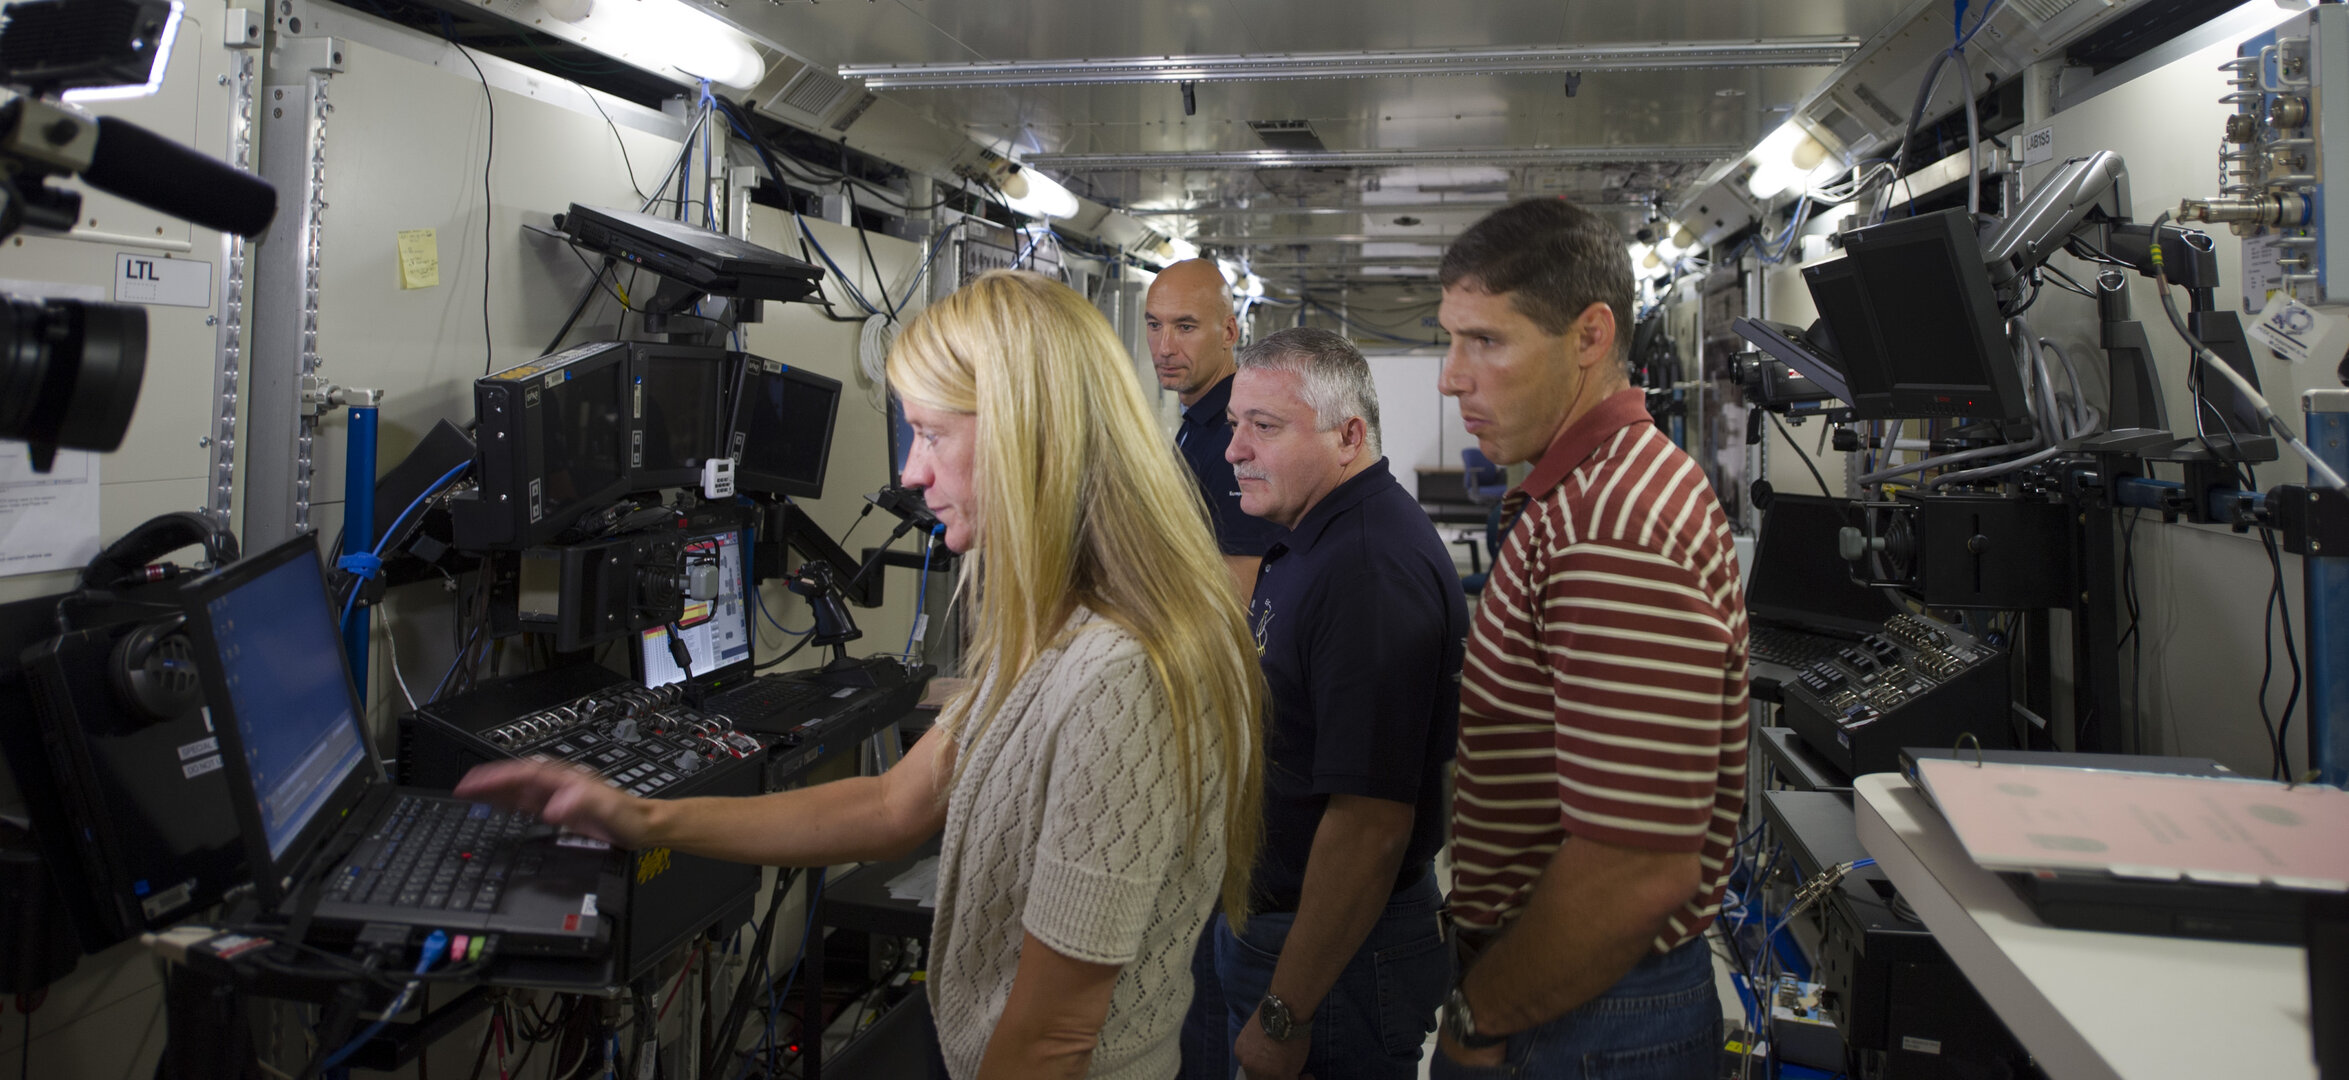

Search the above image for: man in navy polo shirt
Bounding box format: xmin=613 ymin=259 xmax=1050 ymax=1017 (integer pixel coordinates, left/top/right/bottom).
xmin=1148 ymin=259 xmax=1282 ymax=601
xmin=1207 ymin=327 xmax=1467 ymax=1080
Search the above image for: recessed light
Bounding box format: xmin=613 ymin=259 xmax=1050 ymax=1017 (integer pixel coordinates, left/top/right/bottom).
xmin=1715 ymin=88 xmax=1745 ymax=97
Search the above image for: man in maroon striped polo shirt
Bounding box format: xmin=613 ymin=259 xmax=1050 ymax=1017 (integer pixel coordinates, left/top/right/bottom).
xmin=1430 ymin=200 xmax=1749 ymax=1078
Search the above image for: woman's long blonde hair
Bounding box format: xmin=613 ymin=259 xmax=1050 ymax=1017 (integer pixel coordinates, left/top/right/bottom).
xmin=886 ymin=269 xmax=1265 ymax=925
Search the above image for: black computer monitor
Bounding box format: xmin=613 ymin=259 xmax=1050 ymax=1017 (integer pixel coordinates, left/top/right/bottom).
xmin=465 ymin=342 xmax=634 ymax=549
xmin=1747 ymin=495 xmax=1900 ymax=636
xmin=1802 ymin=208 xmax=2026 ymax=421
xmin=629 ymin=343 xmax=733 ymax=492
xmin=730 ymin=356 xmax=841 ymax=501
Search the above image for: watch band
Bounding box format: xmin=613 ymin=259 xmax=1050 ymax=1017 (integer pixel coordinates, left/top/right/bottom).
xmin=1443 ymin=986 xmax=1507 ymax=1049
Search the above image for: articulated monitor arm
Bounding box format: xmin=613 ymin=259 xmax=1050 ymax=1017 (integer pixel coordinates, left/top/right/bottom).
xmin=1979 ymin=150 xmax=2132 ymax=290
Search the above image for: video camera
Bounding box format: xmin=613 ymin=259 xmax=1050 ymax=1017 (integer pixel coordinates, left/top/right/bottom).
xmin=0 ymin=0 xmax=279 ymax=471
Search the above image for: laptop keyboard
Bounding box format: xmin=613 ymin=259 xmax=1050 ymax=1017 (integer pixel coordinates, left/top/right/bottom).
xmin=1751 ymin=626 xmax=1847 ymax=670
xmin=328 ymin=798 xmax=540 ymax=913
xmin=704 ymin=678 xmax=830 ymax=719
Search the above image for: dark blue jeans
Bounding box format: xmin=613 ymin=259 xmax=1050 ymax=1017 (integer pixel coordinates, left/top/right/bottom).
xmin=1210 ymin=873 xmax=1451 ymax=1080
xmin=1430 ymin=937 xmax=1718 ymax=1080
xmin=1179 ymin=926 xmax=1230 ymax=1080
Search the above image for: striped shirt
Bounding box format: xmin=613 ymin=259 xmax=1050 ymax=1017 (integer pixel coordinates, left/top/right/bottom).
xmin=1449 ymin=388 xmax=1749 ymax=954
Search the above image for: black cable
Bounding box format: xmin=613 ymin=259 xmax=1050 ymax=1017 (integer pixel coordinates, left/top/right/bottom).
xmin=751 ymin=627 xmax=815 ymax=672
xmin=2259 ymin=525 xmax=2304 ymax=779
xmin=446 ymin=34 xmax=497 ymax=375
xmin=1769 ymin=412 xmax=1834 ymax=497
xmin=844 ymin=185 xmax=896 ymax=322
xmin=583 ymin=91 xmax=649 ymax=203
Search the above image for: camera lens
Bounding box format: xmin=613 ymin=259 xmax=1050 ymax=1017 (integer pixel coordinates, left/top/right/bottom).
xmin=0 ymin=295 xmax=148 ymax=460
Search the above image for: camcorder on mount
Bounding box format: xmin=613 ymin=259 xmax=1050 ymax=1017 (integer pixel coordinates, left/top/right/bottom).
xmin=0 ymin=0 xmax=278 ymax=471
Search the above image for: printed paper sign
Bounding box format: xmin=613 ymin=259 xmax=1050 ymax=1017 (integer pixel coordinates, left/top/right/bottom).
xmin=2020 ymin=125 xmax=2056 ymax=168
xmin=2248 ymin=291 xmax=2349 ymax=366
xmin=114 ymin=253 xmax=212 ymax=307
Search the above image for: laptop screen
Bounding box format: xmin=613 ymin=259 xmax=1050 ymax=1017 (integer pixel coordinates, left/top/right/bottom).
xmin=195 ymin=541 xmax=370 ymax=861
xmin=1747 ymin=494 xmax=1898 ymax=633
xmin=638 ymin=526 xmax=751 ymax=687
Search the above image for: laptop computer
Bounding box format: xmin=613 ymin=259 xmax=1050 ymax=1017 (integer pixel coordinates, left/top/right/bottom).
xmin=563 ymin=203 xmax=823 ymax=303
xmin=634 ymin=516 xmax=914 ymax=735
xmin=1746 ymin=494 xmax=1903 ymax=700
xmin=180 ymin=533 xmax=623 ymax=956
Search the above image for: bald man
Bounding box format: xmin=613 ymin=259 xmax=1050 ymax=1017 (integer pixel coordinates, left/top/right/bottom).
xmin=1147 ymin=259 xmax=1281 ymax=599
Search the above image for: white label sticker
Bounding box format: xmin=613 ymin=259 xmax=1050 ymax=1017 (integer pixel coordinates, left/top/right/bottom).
xmin=183 ymin=755 xmax=224 ymax=779
xmin=1901 ymin=1036 xmax=1943 ymax=1054
xmin=581 ymin=893 xmax=599 ymax=917
xmin=2020 ymin=125 xmax=2056 ymax=167
xmin=556 ymin=834 xmax=611 ymax=850
xmin=114 ymin=253 xmax=213 ymax=307
xmin=2241 ymin=234 xmax=2285 ymax=312
xmin=177 ymin=736 xmax=219 ymax=761
xmin=2248 ymin=291 xmax=2349 ymax=365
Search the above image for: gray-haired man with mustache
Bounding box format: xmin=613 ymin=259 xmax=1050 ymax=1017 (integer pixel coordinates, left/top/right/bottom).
xmin=1196 ymin=327 xmax=1468 ymax=1080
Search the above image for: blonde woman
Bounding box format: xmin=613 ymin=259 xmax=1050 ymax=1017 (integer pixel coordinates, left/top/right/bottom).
xmin=457 ymin=270 xmax=1266 ymax=1080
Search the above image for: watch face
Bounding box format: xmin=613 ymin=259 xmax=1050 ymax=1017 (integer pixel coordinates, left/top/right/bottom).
xmin=1260 ymin=995 xmax=1292 ymax=1040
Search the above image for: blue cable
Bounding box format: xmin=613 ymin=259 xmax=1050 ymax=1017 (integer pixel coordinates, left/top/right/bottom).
xmin=1954 ymin=0 xmax=2003 ymax=52
xmin=339 ymin=461 xmax=471 ymax=635
xmin=320 ymin=929 xmax=448 ymax=1070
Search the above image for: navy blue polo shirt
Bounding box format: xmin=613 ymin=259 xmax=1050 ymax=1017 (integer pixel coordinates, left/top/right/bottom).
xmin=1245 ymin=456 xmax=1467 ymax=912
xmin=1176 ymin=374 xmax=1282 ymax=558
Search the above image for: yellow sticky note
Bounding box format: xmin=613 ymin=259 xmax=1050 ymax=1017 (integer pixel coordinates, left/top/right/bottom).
xmin=397 ymin=228 xmax=439 ymax=290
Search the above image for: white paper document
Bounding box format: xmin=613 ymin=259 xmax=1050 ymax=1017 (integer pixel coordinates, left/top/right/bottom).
xmin=0 ymin=444 xmax=101 ymax=577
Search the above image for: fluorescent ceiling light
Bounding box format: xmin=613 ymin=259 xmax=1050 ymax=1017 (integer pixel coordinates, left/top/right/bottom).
xmin=62 ymin=1 xmax=183 ymax=103
xmin=837 ymin=38 xmax=1858 ymax=89
xmin=1026 ymin=145 xmax=1741 ymax=171
xmin=535 ymin=0 xmax=765 ymax=90
xmin=995 ymin=166 xmax=1081 ymax=219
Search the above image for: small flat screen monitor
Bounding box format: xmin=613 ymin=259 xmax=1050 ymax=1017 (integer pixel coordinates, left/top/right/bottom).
xmin=731 ymin=356 xmax=842 ymax=501
xmin=629 ymin=343 xmax=733 ymax=492
xmin=636 ymin=524 xmax=752 ymax=687
xmin=472 ymin=342 xmax=633 ymax=548
xmin=1747 ymin=495 xmax=1899 ymax=636
xmin=1802 ymin=208 xmax=2026 ymax=421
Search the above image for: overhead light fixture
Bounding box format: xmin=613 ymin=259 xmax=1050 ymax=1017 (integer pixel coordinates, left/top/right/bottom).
xmin=837 ymin=38 xmax=1858 ymax=90
xmin=1026 ymin=145 xmax=1740 ymax=171
xmin=1743 ymin=120 xmax=1838 ymax=201
xmin=533 ymin=0 xmax=764 ymax=90
xmin=995 ymin=165 xmax=1081 ymax=219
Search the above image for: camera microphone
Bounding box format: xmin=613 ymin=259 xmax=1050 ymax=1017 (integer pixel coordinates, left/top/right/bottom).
xmin=0 ymin=98 xmax=278 ymax=238
xmin=81 ymin=115 xmax=278 ymax=238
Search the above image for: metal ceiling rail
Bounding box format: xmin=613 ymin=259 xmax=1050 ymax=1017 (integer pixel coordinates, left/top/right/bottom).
xmin=1241 ymin=257 xmax=1446 ymax=267
xmin=1192 ymin=234 xmax=1458 ymax=244
xmin=1124 ymin=201 xmax=1642 ymax=216
xmin=836 ymin=38 xmax=1860 ymax=89
xmin=1027 ymin=145 xmax=1741 ymax=170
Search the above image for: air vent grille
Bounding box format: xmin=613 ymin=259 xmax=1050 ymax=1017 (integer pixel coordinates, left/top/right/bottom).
xmin=2009 ymin=0 xmax=2082 ymax=24
xmin=775 ymin=67 xmax=857 ymax=120
xmin=1248 ymin=119 xmax=1327 ymax=152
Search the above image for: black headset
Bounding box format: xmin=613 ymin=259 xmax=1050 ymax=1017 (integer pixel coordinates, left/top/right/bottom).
xmin=75 ymin=512 xmax=241 ymax=721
